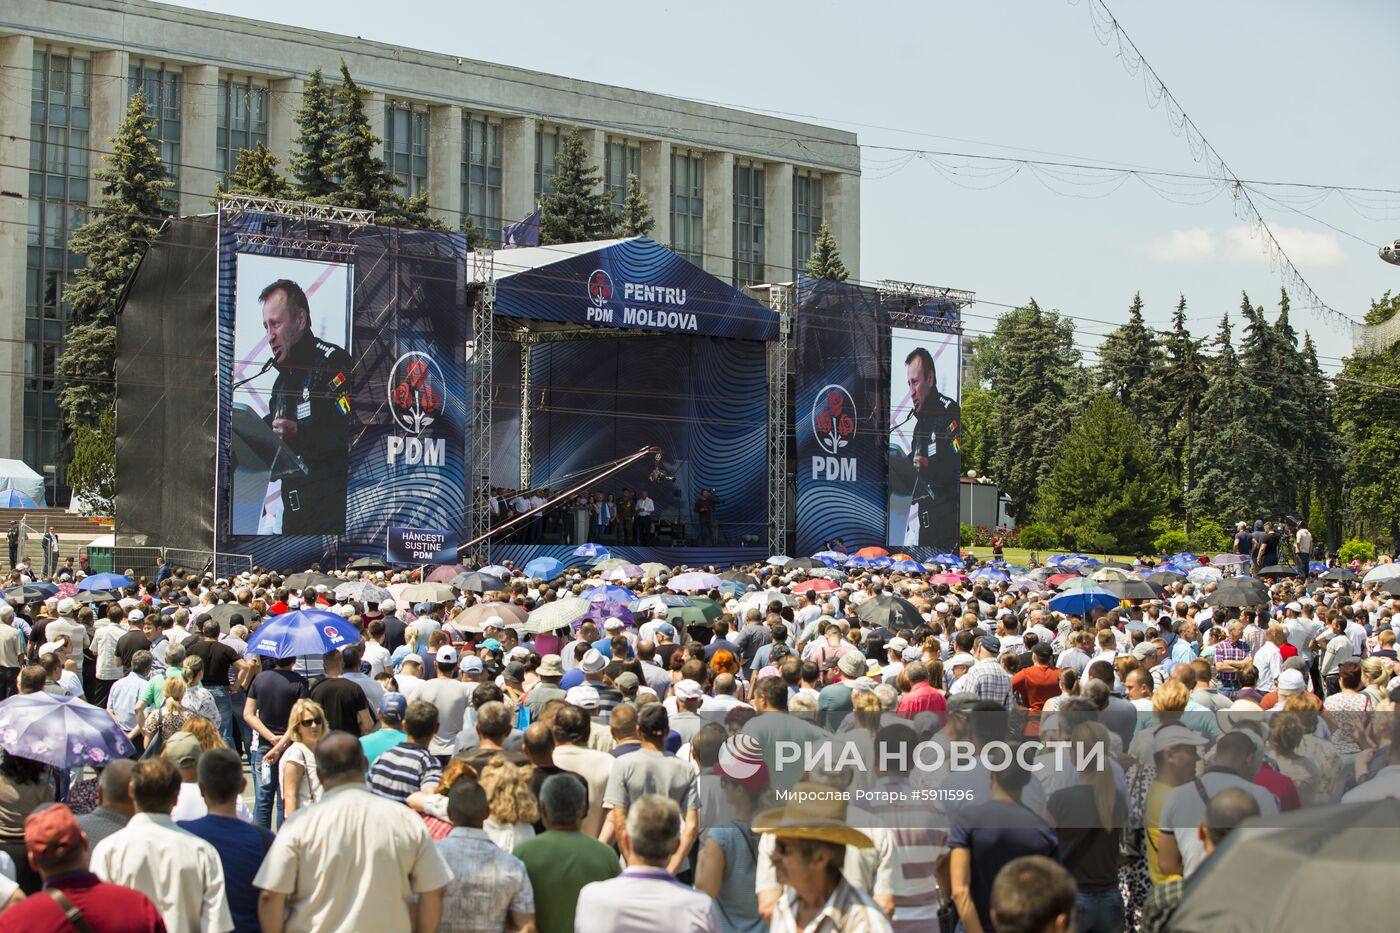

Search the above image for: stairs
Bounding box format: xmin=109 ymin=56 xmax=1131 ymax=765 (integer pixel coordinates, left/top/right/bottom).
xmin=1 ymin=508 xmax=113 ymax=566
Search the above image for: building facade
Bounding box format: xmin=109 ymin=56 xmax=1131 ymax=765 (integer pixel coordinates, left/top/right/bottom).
xmin=0 ymin=0 xmax=860 ymax=501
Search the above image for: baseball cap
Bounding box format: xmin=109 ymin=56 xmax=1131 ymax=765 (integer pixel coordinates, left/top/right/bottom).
xmin=886 ymin=637 xmax=909 ymax=653
xmin=380 ymin=692 xmax=408 ymax=720
xmin=603 ymin=617 xmax=625 ymax=632
xmin=758 ymin=665 xmax=781 ymax=680
xmin=580 ymin=649 xmax=607 ymax=674
xmin=1131 ymin=643 xmax=1159 ymax=661
xmin=537 ymin=654 xmax=564 ymax=677
xmin=949 ymin=652 xmax=976 ymax=669
xmin=508 ymin=645 xmax=530 ymax=662
xmin=57 ymin=597 xmax=76 ymax=616
xmin=1278 ymin=669 xmax=1306 ymax=692
xmin=901 ymin=646 xmax=922 ymax=662
xmin=503 ymin=661 xmax=526 ymax=683
xmin=566 ymin=684 xmax=600 ymax=709
xmin=380 ymin=599 xmax=396 ymax=611
xmin=978 ymin=634 xmax=1001 ymax=655
xmin=479 ymin=638 xmax=503 ymax=653
xmin=414 ymin=602 xmax=434 ymax=614
xmin=1152 ymin=724 xmax=1210 ymax=754
xmin=128 ymin=609 xmax=145 ymax=623
xmin=435 ymin=645 xmax=460 ymax=665
xmin=460 ymin=656 xmax=485 ymax=675
xmin=675 ymin=679 xmax=704 ymax=701
xmin=653 ymin=622 xmax=677 ymax=639
xmin=24 ymin=804 xmax=83 ymax=861
xmin=614 ymin=672 xmax=640 ymax=693
xmin=1032 ymin=641 xmax=1053 ymax=660
xmin=166 ymin=732 xmax=204 ymax=769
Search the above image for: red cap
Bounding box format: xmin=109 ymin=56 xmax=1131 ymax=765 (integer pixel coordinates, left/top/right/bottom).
xmin=25 ymin=804 xmax=84 ymax=860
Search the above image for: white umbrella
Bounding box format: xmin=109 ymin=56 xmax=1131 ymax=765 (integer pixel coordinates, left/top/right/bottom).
xmin=1188 ymin=566 xmax=1224 ymax=585
xmin=1362 ymin=563 xmax=1400 ymax=584
xmin=1090 ymin=567 xmax=1131 ymax=582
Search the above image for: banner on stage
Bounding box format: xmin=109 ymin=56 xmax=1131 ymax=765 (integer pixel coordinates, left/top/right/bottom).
xmin=387 ymin=527 xmax=459 ymax=565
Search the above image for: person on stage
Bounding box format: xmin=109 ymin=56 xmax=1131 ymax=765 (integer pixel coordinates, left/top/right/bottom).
xmin=260 ymin=278 xmax=353 ymax=535
xmin=904 ymin=347 xmax=960 ymax=546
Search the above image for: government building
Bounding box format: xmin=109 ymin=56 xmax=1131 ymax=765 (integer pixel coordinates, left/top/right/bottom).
xmin=0 ymin=0 xmax=860 ymax=501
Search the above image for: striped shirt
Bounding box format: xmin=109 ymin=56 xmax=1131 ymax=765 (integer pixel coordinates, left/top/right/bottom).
xmin=367 ymin=742 xmax=443 ymax=803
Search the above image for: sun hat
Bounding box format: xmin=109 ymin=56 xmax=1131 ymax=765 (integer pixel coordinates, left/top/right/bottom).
xmin=753 ymin=781 xmax=873 ymax=848
xmin=837 ymin=652 xmax=866 ymax=679
xmin=537 ymin=654 xmax=564 ymax=677
xmin=1152 ymin=724 xmax=1210 ymax=754
xmin=579 ymin=649 xmax=608 ymax=674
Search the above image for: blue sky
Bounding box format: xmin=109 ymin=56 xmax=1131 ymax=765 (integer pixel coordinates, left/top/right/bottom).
xmin=166 ymin=0 xmax=1399 ymax=369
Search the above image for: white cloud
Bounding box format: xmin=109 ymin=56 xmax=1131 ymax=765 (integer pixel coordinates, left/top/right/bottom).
xmin=1143 ymin=227 xmax=1217 ymax=262
xmin=1223 ymin=224 xmax=1346 ymax=266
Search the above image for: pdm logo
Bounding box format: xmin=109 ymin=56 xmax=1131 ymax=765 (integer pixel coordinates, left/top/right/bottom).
xmin=386 ymin=351 xmax=447 ymax=466
xmin=811 ymin=385 xmax=857 ymax=482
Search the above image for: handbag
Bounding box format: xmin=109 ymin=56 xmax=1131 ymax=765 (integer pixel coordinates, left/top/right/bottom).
xmin=140 ymin=711 xmax=166 ymax=760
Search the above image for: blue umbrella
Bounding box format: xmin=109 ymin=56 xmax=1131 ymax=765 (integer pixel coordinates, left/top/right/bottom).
xmin=584 ymin=601 xmax=635 ymax=627
xmin=890 ymin=559 xmax=926 ymax=573
xmin=868 ymin=556 xmax=894 ymax=569
xmin=811 ymin=551 xmax=845 ymax=564
xmin=933 ymin=552 xmax=967 ymax=569
xmin=523 ymin=557 xmax=565 ymax=580
xmin=767 ymin=555 xmax=792 ymax=567
xmin=716 ymin=579 xmax=747 ymax=598
xmin=1167 ymin=552 xmax=1199 ymax=566
xmin=970 ymin=567 xmax=1011 ymax=583
xmin=0 ymin=489 xmax=39 ymax=509
xmin=1048 ymin=586 xmax=1121 ymax=616
xmin=581 ymin=584 xmax=638 ymax=604
xmin=248 ymin=610 xmax=359 ymax=658
xmin=845 ymin=555 xmax=877 ymax=569
xmin=630 ymin=594 xmax=695 ymax=613
xmin=0 ymin=692 xmax=134 ymax=769
xmin=573 ymin=543 xmax=609 ymax=559
xmin=77 ymin=573 xmax=133 ymax=591
xmin=1309 ymin=561 xmax=1329 ymax=574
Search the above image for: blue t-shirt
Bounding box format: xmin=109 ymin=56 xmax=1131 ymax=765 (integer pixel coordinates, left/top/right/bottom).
xmin=946 ymin=799 xmax=1060 ymax=933
xmin=179 ymin=814 xmax=274 ymax=933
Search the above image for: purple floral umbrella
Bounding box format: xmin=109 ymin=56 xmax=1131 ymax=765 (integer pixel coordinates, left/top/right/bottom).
xmin=0 ymin=692 xmax=135 ymax=770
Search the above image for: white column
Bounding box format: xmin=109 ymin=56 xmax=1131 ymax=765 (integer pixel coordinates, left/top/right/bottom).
xmin=578 ymin=127 xmax=607 ymax=194
xmin=640 ymin=139 xmax=671 ymax=246
xmin=500 ymin=115 xmax=537 ymax=223
xmin=822 ymin=171 xmax=860 ymax=281
xmin=89 ymin=50 xmax=130 ymax=194
xmin=427 ymin=104 xmax=463 ymax=228
xmin=763 ymin=162 xmax=794 ymax=281
xmin=267 ymin=76 xmax=303 ymax=166
xmin=180 ymin=64 xmax=219 ymax=215
xmin=363 ymin=90 xmax=386 ymax=161
xmin=703 ymin=151 xmax=734 ymax=279
xmin=0 ymin=35 xmax=34 ymax=460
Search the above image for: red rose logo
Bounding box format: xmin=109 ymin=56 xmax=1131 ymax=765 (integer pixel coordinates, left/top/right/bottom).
xmin=827 ymin=391 xmax=843 ymax=416
xmin=420 ymin=384 xmax=441 ymax=414
xmin=405 ymin=358 xmax=429 ymax=390
xmin=816 ymin=411 xmax=833 ymax=433
xmin=813 ymin=385 xmax=856 ymax=456
xmin=392 ymin=383 xmax=412 ymax=409
xmin=838 ymin=414 xmax=853 ymax=437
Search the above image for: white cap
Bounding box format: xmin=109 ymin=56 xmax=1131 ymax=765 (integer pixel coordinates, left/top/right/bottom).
xmin=380 ymin=599 xmax=396 ymax=611
xmin=128 ymin=609 xmax=145 ymax=623
xmin=902 ymin=646 xmax=922 ymax=662
xmin=1152 ymin=724 xmax=1209 ymax=753
xmin=566 ymin=684 xmax=600 ymax=709
xmin=435 ymin=645 xmax=460 ymax=665
xmin=57 ymin=598 xmax=76 ymax=616
xmin=603 ymin=617 xmax=624 ymax=632
xmin=887 ymin=637 xmax=909 ymax=653
xmin=949 ymin=652 xmax=976 ymax=669
xmin=675 ymin=679 xmax=704 ymax=701
xmin=1278 ymin=669 xmax=1306 ymax=692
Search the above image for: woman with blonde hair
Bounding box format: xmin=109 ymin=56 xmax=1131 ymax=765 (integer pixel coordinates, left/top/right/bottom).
xmin=280 ymin=698 xmax=326 ymax=819
xmin=143 ymin=672 xmax=194 ymax=743
xmin=478 ymin=756 xmax=538 ymax=850
xmin=180 ymin=656 xmax=220 ymax=727
xmin=1361 ymin=657 xmax=1391 ymax=705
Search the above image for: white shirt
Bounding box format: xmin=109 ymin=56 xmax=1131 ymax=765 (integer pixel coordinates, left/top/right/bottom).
xmin=1252 ymin=641 xmax=1282 ymax=691
xmin=636 ymin=496 xmax=655 ymax=516
xmin=394 ymin=672 xmax=424 ymax=700
xmin=171 ymin=782 xmax=255 ymax=824
xmin=92 ymin=621 xmax=128 ymax=681
xmin=574 ymin=867 xmax=720 ymax=933
xmin=363 ymin=641 xmax=392 ymax=678
xmin=91 ymin=812 xmax=234 ymax=933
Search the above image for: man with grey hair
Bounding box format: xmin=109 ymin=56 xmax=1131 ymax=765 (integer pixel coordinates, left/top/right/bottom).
xmin=514 ymin=773 xmax=617 ymax=933
xmin=574 ymin=794 xmax=719 ymax=932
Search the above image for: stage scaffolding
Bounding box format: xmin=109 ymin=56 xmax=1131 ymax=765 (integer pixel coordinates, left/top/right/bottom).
xmin=467 ymin=249 xmax=496 ymax=556
xmin=759 ymin=284 xmax=795 ymax=556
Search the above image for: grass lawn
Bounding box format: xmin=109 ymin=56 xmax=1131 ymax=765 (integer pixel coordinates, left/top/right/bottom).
xmin=960 ymin=545 xmax=1141 ymax=566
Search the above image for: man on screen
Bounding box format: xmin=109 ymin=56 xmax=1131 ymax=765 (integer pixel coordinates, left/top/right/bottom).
xmin=905 ymin=347 xmax=960 ymax=546
xmin=260 ymin=278 xmax=352 ymax=535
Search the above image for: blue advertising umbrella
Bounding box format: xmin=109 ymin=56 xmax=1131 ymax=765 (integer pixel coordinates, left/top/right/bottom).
xmin=845 ymin=555 xmax=877 ymax=569
xmin=0 ymin=489 xmax=39 ymax=509
xmin=77 ymin=573 xmax=133 ymax=592
xmin=868 ymin=556 xmax=894 ymax=569
xmin=1048 ymin=586 xmax=1121 ymax=616
xmin=811 ymin=551 xmax=845 ymax=566
xmin=248 ymin=610 xmax=359 ymax=658
xmin=573 ymin=543 xmax=609 ymax=559
xmin=890 ymin=559 xmax=927 ymax=573
xmin=1309 ymin=561 xmax=1329 ymax=574
xmin=1167 ymin=552 xmax=1199 ymax=566
xmin=970 ymin=567 xmax=1011 ymax=583
xmin=767 ymin=555 xmax=792 ymax=567
xmin=580 ymin=584 xmax=638 ymax=604
xmin=523 ymin=557 xmax=565 ymax=580
xmin=933 ymin=552 xmax=967 ymax=569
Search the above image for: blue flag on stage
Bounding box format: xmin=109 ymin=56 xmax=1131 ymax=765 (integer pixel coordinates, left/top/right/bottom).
xmin=503 ymin=209 xmax=541 ymax=248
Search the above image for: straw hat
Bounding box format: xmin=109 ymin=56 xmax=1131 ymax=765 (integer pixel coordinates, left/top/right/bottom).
xmin=753 ymin=782 xmax=873 ymax=849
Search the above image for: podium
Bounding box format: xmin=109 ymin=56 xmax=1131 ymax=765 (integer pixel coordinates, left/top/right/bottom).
xmin=571 ymin=506 xmax=591 ymax=546
xmin=230 ymin=403 xmax=307 ymax=535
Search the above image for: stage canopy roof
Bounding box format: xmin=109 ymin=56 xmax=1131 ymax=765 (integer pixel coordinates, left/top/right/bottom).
xmin=469 ymin=237 xmax=778 ymax=342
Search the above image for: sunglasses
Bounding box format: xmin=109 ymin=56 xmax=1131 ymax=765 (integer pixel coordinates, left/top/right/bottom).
xmin=301 ymin=717 xmax=324 ymax=727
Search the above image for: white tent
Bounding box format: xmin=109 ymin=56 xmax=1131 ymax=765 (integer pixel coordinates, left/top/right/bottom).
xmin=0 ymin=459 xmax=45 ymax=507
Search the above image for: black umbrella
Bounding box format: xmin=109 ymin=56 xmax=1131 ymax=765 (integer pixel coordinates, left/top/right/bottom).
xmin=855 ymin=594 xmax=923 ymax=629
xmin=451 ymin=572 xmax=508 ymax=593
xmin=348 ymin=557 xmax=391 ymax=572
xmin=1258 ymin=564 xmax=1299 ymax=579
xmin=3 ymin=584 xmax=56 ymax=604
xmin=783 ymin=558 xmax=825 ymax=571
xmin=1380 ymin=578 xmax=1400 ymax=597
xmin=284 ymin=572 xmax=339 ymax=591
xmin=72 ymin=589 xmax=120 ymax=605
xmin=1104 ymin=578 xmax=1164 ymax=601
xmin=720 ymin=571 xmax=760 ymax=586
xmin=1320 ymin=568 xmax=1357 ymax=582
xmin=1204 ymin=587 xmax=1268 ymax=609
xmin=203 ymin=603 xmax=258 ymax=634
xmin=1146 ymin=571 xmax=1184 ymax=587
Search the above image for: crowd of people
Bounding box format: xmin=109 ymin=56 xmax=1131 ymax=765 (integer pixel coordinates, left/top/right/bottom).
xmin=0 ymin=538 xmax=1397 ymax=932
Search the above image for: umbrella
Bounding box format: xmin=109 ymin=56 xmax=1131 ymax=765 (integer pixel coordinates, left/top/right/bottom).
xmin=450 ymin=602 xmax=528 ymax=633
xmin=1090 ymin=567 xmax=1131 ymax=582
xmin=690 ymin=597 xmax=725 ymax=623
xmin=789 ymin=577 xmax=839 ymax=594
xmin=72 ymin=589 xmax=120 ymax=605
xmin=1046 ymin=573 xmax=1080 ymax=588
xmin=668 ymin=572 xmax=722 ymax=592
xmin=581 ymin=584 xmax=638 ymax=604
xmin=640 ymin=562 xmax=671 ymax=579
xmin=0 ymin=692 xmax=134 ymax=769
xmin=479 ymin=564 xmax=513 ymax=579
xmin=1308 ymin=560 xmax=1330 ymax=574
xmin=1320 ymin=568 xmax=1357 ymax=582
xmin=735 ymin=590 xmax=793 ymax=618
xmin=1362 ymin=564 xmax=1400 ymax=584
xmin=1146 ymin=571 xmax=1184 ymax=587
xmin=0 ymin=489 xmax=39 ymax=508
xmin=452 ymin=572 xmax=508 ymax=593
xmin=1047 ymin=586 xmax=1121 ymax=615
xmin=523 ymin=557 xmax=566 ymax=581
xmin=348 ymin=557 xmax=391 ymax=572
xmin=654 ymin=603 xmax=711 ymax=628
xmin=55 ymin=583 xmax=77 ymax=598
xmin=525 ymin=597 xmax=591 ymax=634
xmin=854 ymin=546 xmax=888 ymax=558
xmin=1165 ymin=798 xmax=1400 ymax=933
xmin=573 ymin=543 xmax=610 ymax=559
xmin=426 ymin=564 xmax=469 ymax=583
xmin=201 ymin=603 xmax=257 ymax=634
xmin=766 ymin=555 xmax=792 ymax=567
xmin=3 ymin=583 xmax=58 ymax=604
xmin=1203 ymin=587 xmax=1268 ymax=609
xmin=721 ymin=571 xmax=760 ymax=587
xmin=1258 ymin=564 xmax=1299 ymax=579
xmin=1188 ymin=566 xmax=1224 ymax=585
xmin=933 ymin=552 xmax=967 ymax=569
xmin=970 ymin=568 xmax=1010 ymax=583
xmin=399 ymin=582 xmax=455 ymax=603
xmin=808 ymin=568 xmax=848 ymax=582
xmin=334 ymin=580 xmax=392 ymax=604
xmin=592 ymin=557 xmax=630 ymax=572
xmin=630 ymin=594 xmax=695 ymax=614
xmin=784 ymin=558 xmax=825 ymax=571
xmin=602 ymin=565 xmax=644 ymax=582
xmin=855 ymin=594 xmax=923 ymax=629
xmin=1166 ymin=552 xmax=1199 ymax=566
xmin=716 ymin=580 xmax=747 ymax=598
xmin=283 ymin=572 xmax=338 ymax=591
xmin=844 ymin=556 xmax=878 ymax=569
xmin=890 ymin=559 xmax=927 ymax=573
xmin=929 ymin=573 xmax=968 ymax=585
xmin=77 ymin=573 xmax=132 ymax=592
xmin=1379 ymin=578 xmax=1400 ymax=597
xmin=249 ymin=610 xmax=359 ymax=658
xmin=1104 ymin=578 xmax=1164 ymax=601
xmin=1056 ymin=577 xmax=1098 ymax=591
xmin=867 ymin=556 xmax=894 ymax=569
xmin=1211 ymin=553 xmax=1251 ymax=568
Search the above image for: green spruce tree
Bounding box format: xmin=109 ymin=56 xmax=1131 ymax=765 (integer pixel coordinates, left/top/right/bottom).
xmin=1097 ymin=293 xmax=1166 ymax=431
xmin=213 ymin=142 xmax=290 ymax=201
xmin=1237 ymin=292 xmax=1294 ymax=517
xmin=1189 ymin=310 xmax=1270 ymax=521
xmin=289 ymin=67 xmax=339 ymax=200
xmin=804 ymin=221 xmax=848 ymax=282
xmin=1033 ymin=394 xmax=1163 ymax=554
xmin=958 ymin=385 xmax=995 ymax=478
xmin=539 ymin=129 xmax=618 ymax=244
xmin=616 ymin=174 xmax=655 ymax=238
xmin=1335 ymin=293 xmax=1400 ymax=549
xmin=1159 ymin=296 xmax=1207 ymax=529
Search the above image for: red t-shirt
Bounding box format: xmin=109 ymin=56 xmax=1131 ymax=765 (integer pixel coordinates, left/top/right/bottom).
xmin=0 ymin=873 xmax=166 ymax=933
xmin=897 ymin=681 xmax=948 ymax=718
xmin=1254 ymin=762 xmax=1302 ymax=812
xmin=1012 ymin=664 xmax=1063 ymax=712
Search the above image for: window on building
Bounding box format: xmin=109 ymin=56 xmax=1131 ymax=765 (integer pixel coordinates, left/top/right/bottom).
xmin=792 ymin=172 xmax=823 ymax=277
xmin=733 ymin=162 xmax=765 ymax=286
xmin=670 ymin=150 xmax=705 ymax=265
xmin=535 ymin=126 xmax=564 ymax=199
xmin=128 ymin=62 xmax=181 ymax=187
xmin=385 ymin=104 xmax=428 ymax=199
xmin=28 ymin=48 xmax=91 ymax=497
xmin=604 ymin=137 xmax=641 ymax=213
xmin=462 ymin=113 xmax=503 ymax=245
xmin=216 ymin=77 xmax=269 ymax=179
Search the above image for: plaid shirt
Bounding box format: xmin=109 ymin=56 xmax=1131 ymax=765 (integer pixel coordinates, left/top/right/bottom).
xmin=1213 ymin=639 xmax=1252 ymax=692
xmin=949 ymin=659 xmax=1013 ymax=710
